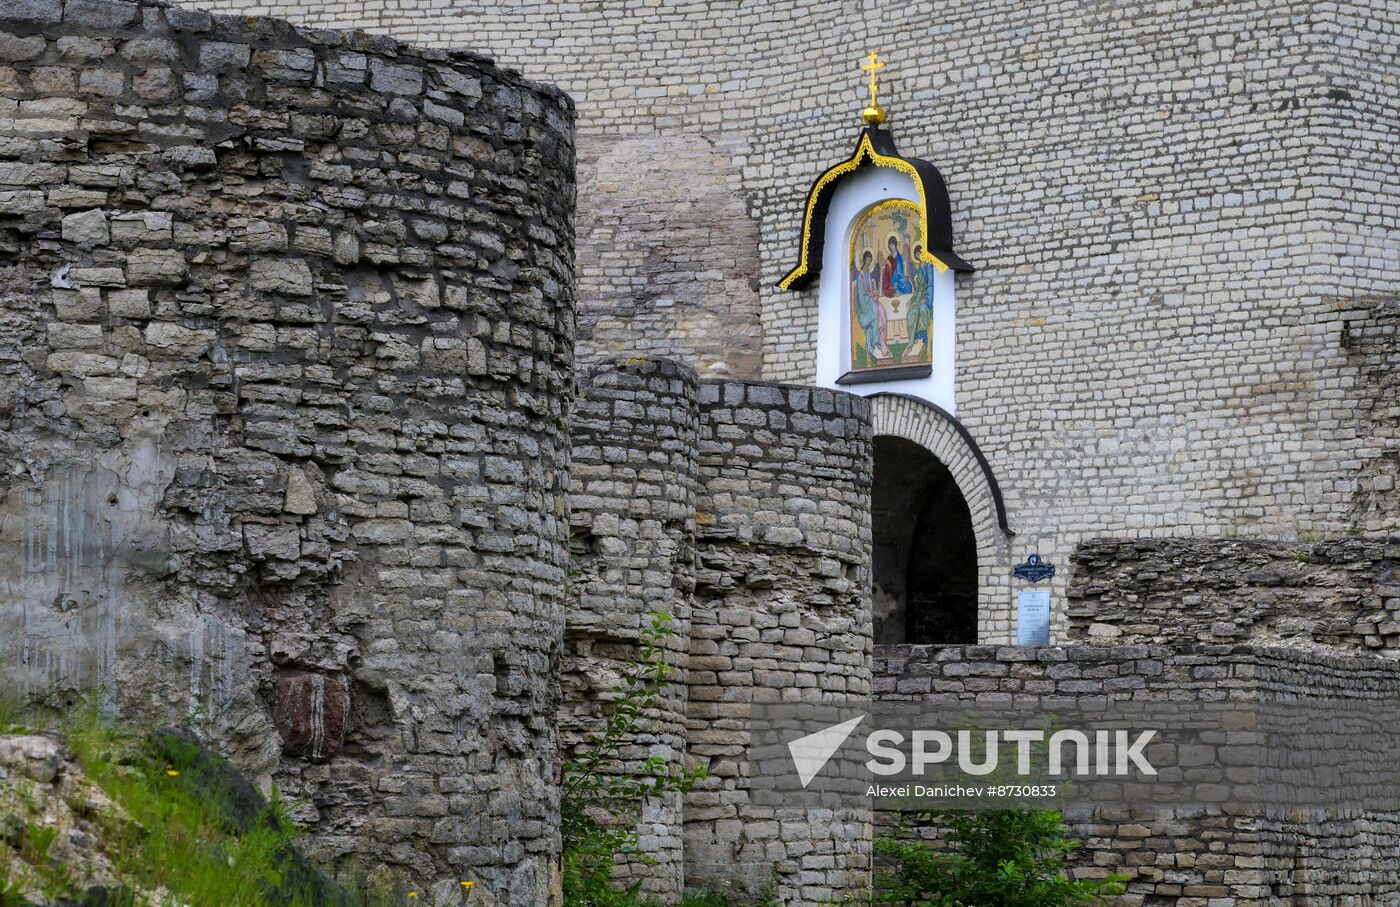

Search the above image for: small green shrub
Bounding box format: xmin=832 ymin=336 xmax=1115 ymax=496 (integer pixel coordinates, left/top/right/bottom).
xmin=0 ymin=845 xmax=29 ymax=907
xmin=875 ymin=809 xmax=1126 ymax=907
xmin=680 ymin=880 xmax=783 ymax=907
xmin=19 ymin=823 xmax=58 ymax=864
xmin=0 ymin=687 xmax=28 ymax=736
xmin=0 ymin=877 xmax=25 ymax=907
xmin=680 ymin=893 xmax=734 ymax=907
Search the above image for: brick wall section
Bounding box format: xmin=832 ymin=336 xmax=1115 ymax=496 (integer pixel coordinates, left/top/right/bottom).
xmin=687 ymin=380 xmax=873 ymax=905
xmin=1345 ymin=298 xmax=1400 ymax=532
xmin=875 ymin=644 xmax=1400 ymax=903
xmin=574 ymin=134 xmax=762 ymax=378
xmin=0 ymin=2 xmax=575 ymax=903
xmin=563 ymin=357 xmax=700 ymax=901
xmin=1067 ymin=537 xmax=1400 ymax=652
xmin=1314 ymin=0 xmax=1400 ymax=537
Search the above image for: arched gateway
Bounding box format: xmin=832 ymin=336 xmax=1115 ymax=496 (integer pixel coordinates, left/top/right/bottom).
xmin=869 ymin=394 xmax=1014 ymax=642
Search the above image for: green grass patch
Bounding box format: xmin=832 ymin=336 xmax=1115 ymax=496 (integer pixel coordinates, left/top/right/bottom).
xmin=1 ymin=706 xmax=394 ymax=907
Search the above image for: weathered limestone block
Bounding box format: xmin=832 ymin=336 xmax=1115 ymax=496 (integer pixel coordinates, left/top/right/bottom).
xmin=59 ymin=209 xmax=107 ymax=246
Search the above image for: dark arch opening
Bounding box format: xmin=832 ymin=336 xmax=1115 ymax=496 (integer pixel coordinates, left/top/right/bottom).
xmin=871 ymin=435 xmax=978 ymax=645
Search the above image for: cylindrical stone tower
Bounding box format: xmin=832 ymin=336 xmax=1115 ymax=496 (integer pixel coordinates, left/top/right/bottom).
xmin=564 ymin=357 xmax=700 ymax=901
xmin=686 ymin=380 xmax=874 ymax=906
xmin=0 ymin=2 xmax=575 ymax=904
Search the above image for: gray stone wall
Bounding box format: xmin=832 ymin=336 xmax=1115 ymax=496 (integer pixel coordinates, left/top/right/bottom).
xmin=1346 ymin=298 xmax=1399 ymax=532
xmin=757 ymin=0 xmax=1399 ymax=551
xmin=1317 ymin=0 xmax=1400 ymax=537
xmin=876 ymin=643 xmax=1400 ymax=903
xmin=0 ymin=2 xmax=575 ymax=903
xmin=575 ymin=135 xmax=761 ymax=378
xmin=563 ymin=365 xmax=876 ymax=904
xmin=169 ymin=0 xmax=869 ymax=381
xmin=838 ymin=0 xmax=1400 ymax=637
xmin=1067 ymin=537 xmax=1400 ymax=652
xmin=179 ymin=0 xmax=1400 ymax=644
xmin=4 ymin=0 xmax=1396 ymax=901
xmin=688 ymin=380 xmax=873 ymax=905
xmin=564 ymin=357 xmax=700 ymax=901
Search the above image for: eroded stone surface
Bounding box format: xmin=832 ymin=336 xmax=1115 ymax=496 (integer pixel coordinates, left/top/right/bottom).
xmin=0 ymin=2 xmax=575 ymax=903
xmin=1068 ymin=537 xmax=1400 ymax=650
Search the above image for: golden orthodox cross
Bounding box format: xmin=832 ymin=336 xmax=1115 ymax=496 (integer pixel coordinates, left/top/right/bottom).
xmin=861 ymin=52 xmax=886 ymax=110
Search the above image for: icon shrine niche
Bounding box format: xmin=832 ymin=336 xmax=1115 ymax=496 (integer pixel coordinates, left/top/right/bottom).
xmin=779 ymin=54 xmax=972 ymax=412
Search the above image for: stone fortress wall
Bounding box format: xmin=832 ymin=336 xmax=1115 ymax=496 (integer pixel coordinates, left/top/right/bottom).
xmin=0 ymin=2 xmax=879 ymax=901
xmin=566 ymin=357 xmax=874 ymax=904
xmin=1068 ymin=536 xmax=1400 ymax=651
xmin=0 ymin=1 xmax=575 ymax=902
xmin=0 ymin=0 xmax=1397 ymax=904
xmin=182 ymin=0 xmax=1400 ymax=643
xmin=876 ymin=643 xmax=1400 ymax=902
xmin=687 ymin=374 xmax=872 ymax=903
xmin=563 ymin=358 xmax=700 ymax=902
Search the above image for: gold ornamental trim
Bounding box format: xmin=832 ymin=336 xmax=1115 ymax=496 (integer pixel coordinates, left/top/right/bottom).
xmin=778 ymin=133 xmax=949 ymax=290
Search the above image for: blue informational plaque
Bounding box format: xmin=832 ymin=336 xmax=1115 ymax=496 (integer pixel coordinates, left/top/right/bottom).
xmin=1016 ymin=590 xmax=1051 ymax=645
xmin=1013 ymin=553 xmax=1056 ymax=583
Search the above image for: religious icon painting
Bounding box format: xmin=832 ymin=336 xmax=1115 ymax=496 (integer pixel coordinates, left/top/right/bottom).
xmin=848 ymin=199 xmax=936 ymax=374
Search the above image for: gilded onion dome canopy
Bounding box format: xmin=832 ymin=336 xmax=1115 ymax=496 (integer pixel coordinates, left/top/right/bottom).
xmin=778 ymin=125 xmax=974 ymax=291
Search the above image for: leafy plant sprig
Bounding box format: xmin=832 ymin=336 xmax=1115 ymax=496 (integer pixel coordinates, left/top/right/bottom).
xmin=561 ymin=610 xmax=707 ymax=906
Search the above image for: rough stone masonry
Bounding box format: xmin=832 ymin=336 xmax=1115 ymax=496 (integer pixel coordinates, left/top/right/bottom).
xmin=0 ymin=1 xmax=575 ymax=902
xmin=876 ymin=643 xmax=1400 ymax=902
xmin=3 ymin=1 xmax=1399 ymax=906
xmin=564 ymin=357 xmax=875 ymax=905
xmin=184 ymin=0 xmax=1400 ymax=641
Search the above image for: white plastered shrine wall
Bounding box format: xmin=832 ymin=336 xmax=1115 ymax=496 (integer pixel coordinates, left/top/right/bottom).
xmin=816 ymin=167 xmax=957 ymax=413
